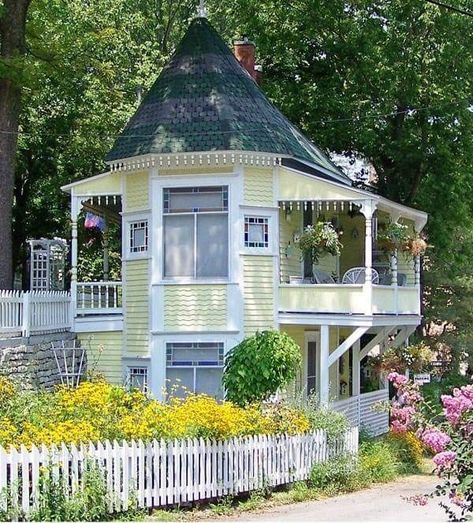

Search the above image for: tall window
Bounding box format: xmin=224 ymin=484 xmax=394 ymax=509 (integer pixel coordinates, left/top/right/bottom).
xmin=127 ymin=366 xmax=148 ymax=392
xmin=163 ymin=186 xmax=228 ymax=278
xmin=166 ymin=342 xmax=224 ymax=398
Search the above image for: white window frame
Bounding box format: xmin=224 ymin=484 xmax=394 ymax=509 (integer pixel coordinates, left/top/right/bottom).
xmin=165 ymin=341 xmax=225 ymax=397
xmin=240 ymin=207 xmax=277 ymax=255
xmin=244 ymin=215 xmax=270 ymax=249
xmin=123 ymin=212 xmax=151 ymax=260
xmin=123 ymin=357 xmax=151 ymax=392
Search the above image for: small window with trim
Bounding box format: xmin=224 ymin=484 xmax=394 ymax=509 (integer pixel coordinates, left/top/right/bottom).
xmin=244 ymin=216 xmax=269 ymax=248
xmin=127 ymin=366 xmax=148 ymax=392
xmin=129 ymin=220 xmax=148 ymax=253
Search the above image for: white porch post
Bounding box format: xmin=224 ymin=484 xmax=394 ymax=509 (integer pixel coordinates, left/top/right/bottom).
xmin=360 ymin=200 xmax=376 ymax=314
xmin=70 ymin=195 xmax=81 ymax=320
xmin=319 ymin=324 xmax=330 ymax=406
xmin=103 ymin=219 xmax=109 ymax=281
xmin=352 ymin=339 xmax=361 ymax=397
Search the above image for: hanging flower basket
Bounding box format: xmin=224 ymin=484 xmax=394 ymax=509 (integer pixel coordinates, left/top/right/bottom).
xmin=297 ymin=222 xmax=343 ymax=264
xmin=377 ymin=222 xmax=411 ymax=253
xmin=403 ymin=237 xmax=428 ymax=257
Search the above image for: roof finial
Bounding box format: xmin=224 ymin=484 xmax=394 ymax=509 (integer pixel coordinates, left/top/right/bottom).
xmin=197 ymin=0 xmax=207 ymax=18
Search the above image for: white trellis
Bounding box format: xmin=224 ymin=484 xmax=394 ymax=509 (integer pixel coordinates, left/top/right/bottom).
xmin=51 ymin=339 xmax=86 ymax=387
xmin=29 ymin=238 xmax=68 ymax=291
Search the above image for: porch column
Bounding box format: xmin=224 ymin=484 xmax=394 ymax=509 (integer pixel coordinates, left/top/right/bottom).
xmin=103 ymin=219 xmax=109 ymax=281
xmin=70 ymin=195 xmax=81 ymax=319
xmin=390 ymin=251 xmax=398 ymax=286
xmin=319 ymin=324 xmax=330 ymax=406
xmin=360 ymin=201 xmax=376 ymax=314
xmin=352 ymin=339 xmax=361 ymax=397
xmin=360 ymin=200 xmax=375 ymax=284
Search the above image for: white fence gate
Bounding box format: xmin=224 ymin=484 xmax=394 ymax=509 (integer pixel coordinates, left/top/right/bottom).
xmin=0 ymin=428 xmax=358 ymax=516
xmin=0 ymin=290 xmax=71 ymax=337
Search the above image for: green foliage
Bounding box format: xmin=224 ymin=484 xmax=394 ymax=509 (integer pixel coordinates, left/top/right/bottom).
xmin=358 ymin=440 xmax=399 ymax=484
xmin=298 ymin=222 xmax=342 ymax=264
xmin=30 ymin=462 xmax=110 ymax=522
xmin=289 ymin=392 xmax=350 ymax=442
xmin=223 ymin=331 xmax=302 ymax=406
xmin=309 ymin=454 xmax=358 ymax=492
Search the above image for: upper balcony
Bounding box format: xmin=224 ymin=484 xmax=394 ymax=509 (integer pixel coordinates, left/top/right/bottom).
xmin=277 ymin=197 xmax=424 ymax=321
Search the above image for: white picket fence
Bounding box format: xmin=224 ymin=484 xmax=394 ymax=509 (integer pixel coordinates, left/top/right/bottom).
xmin=332 ymin=389 xmax=389 ymax=436
xmin=0 ymin=428 xmax=358 ymax=515
xmin=0 ymin=290 xmax=71 ymax=337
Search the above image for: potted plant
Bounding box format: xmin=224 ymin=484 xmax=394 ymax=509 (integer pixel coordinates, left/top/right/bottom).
xmin=403 ymin=236 xmax=428 ymax=257
xmin=297 ymin=222 xmax=343 ymax=265
xmin=377 ymin=222 xmax=411 ymax=253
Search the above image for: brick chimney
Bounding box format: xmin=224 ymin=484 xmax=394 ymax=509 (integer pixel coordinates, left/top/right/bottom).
xmin=234 ymin=36 xmax=260 ymax=82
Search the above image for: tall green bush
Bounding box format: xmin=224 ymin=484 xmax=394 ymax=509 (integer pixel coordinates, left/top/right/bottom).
xmin=223 ymin=331 xmax=302 ymax=406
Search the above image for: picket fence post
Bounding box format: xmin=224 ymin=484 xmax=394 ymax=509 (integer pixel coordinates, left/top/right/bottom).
xmin=21 ymin=291 xmax=31 ymax=337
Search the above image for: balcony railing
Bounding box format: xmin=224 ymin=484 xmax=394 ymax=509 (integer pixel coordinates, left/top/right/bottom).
xmin=279 ymin=283 xmax=420 ymax=316
xmin=75 ymin=282 xmax=122 ymax=315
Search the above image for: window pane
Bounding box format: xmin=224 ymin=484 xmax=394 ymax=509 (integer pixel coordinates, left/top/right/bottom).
xmin=196 ymin=368 xmax=223 ymax=399
xmin=164 ymin=215 xmax=194 ymax=277
xmin=166 ymin=368 xmax=194 ymax=398
xmin=196 ymin=214 xmax=228 ymax=277
xmin=164 ymin=187 xmax=228 ymax=213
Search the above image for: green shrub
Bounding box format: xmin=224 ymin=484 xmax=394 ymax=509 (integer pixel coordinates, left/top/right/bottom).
xmin=289 ymin=392 xmax=350 ymax=442
xmin=359 ymin=440 xmax=399 ymax=483
xmin=223 ymin=331 xmax=302 ymax=406
xmin=309 ymin=454 xmax=358 ymax=492
xmin=385 ymin=431 xmax=424 ymax=474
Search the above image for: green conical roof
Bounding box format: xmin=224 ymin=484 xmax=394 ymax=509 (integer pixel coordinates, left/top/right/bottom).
xmin=106 ymin=17 xmax=349 ymax=183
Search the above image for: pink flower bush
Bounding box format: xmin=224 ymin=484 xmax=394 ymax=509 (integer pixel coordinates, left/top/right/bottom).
xmin=441 ymin=385 xmax=473 ymax=425
xmin=433 ymin=450 xmax=456 ymax=469
xmin=387 ymin=372 xmax=408 ymax=386
xmin=418 ymin=427 xmax=451 ymax=453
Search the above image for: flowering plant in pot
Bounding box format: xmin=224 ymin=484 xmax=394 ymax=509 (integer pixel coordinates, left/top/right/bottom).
xmin=377 ymin=222 xmax=411 ymax=253
xmin=297 ymin=222 xmax=342 ymax=265
xmin=403 ymin=236 xmax=428 ymax=257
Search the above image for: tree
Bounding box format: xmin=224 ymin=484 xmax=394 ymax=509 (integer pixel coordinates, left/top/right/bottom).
xmin=0 ymin=0 xmax=32 ymax=288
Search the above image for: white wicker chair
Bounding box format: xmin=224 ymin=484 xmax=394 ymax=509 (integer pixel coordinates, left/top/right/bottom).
xmin=342 ymin=267 xmax=379 ymax=284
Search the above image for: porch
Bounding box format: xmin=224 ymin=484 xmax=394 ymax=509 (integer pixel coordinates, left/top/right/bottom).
xmin=283 ymin=323 xmax=416 ymax=436
xmin=278 ymin=198 xmax=425 ymax=317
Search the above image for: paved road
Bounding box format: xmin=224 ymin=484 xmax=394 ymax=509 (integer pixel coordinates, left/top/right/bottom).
xmin=232 ymin=475 xmax=447 ymax=522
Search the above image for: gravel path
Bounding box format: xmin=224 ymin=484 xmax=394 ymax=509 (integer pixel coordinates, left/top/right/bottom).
xmin=231 ymin=475 xmax=447 ymax=522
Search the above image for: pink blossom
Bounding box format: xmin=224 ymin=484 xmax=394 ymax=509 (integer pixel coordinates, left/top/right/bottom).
xmin=411 ymin=494 xmax=428 ymax=506
xmin=391 ymin=420 xmax=409 ymax=433
xmin=433 ymin=450 xmax=456 ymax=469
xmin=419 ymin=427 xmax=451 ymax=453
xmin=449 ymin=491 xmax=465 ymax=507
xmin=442 ymin=385 xmax=473 ymax=425
xmin=388 ymin=372 xmax=408 ymax=386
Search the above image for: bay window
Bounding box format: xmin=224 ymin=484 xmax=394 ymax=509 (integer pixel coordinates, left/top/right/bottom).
xmin=163 ymin=186 xmax=228 ymax=279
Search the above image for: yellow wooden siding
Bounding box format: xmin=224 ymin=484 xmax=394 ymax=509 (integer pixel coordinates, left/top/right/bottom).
xmin=124 ymin=171 xmax=149 ymax=211
xmin=164 ymin=285 xmax=227 ymax=331
xmin=124 ymin=259 xmax=150 ymax=356
xmin=73 ymin=173 xmax=121 ymax=196
xmin=243 ymin=256 xmax=275 ymax=335
xmin=158 ymin=166 xmax=234 ymax=176
xmin=279 ymin=208 xmax=302 ymax=283
xmin=279 ymin=168 xmax=360 ymax=200
xmin=244 ymin=167 xmax=274 ymax=206
xmin=78 ymin=331 xmax=123 ymax=384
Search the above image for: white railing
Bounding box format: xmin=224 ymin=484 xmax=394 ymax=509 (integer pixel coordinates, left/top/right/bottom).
xmin=332 ymin=389 xmax=389 ymax=436
xmin=0 ymin=290 xmax=71 ymax=337
xmin=75 ymin=282 xmax=122 ymax=315
xmin=0 ymin=428 xmax=358 ymax=516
